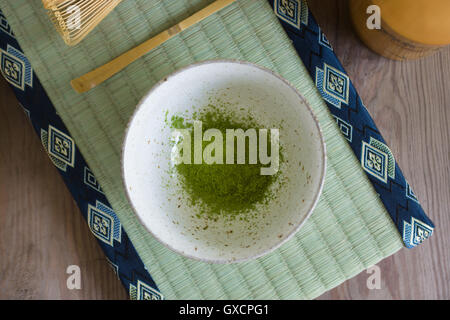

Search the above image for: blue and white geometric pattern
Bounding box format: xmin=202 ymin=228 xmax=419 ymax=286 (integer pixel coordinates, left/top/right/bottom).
xmin=406 ymin=181 xmax=419 ymax=203
xmin=318 ymin=27 xmax=333 ymax=50
xmin=129 ymin=283 xmax=138 ymax=300
xmin=19 ymin=102 xmax=30 ymax=119
xmin=316 ymin=67 xmax=342 ymax=108
xmin=47 ymin=125 xmax=75 ymax=167
xmin=88 ymin=203 xmax=114 ymax=246
xmin=361 ymin=140 xmax=388 ymax=183
xmin=129 ymin=281 xmax=163 ymax=300
xmin=323 ymin=63 xmax=350 ymax=105
xmin=137 ymin=280 xmax=164 ymax=300
xmin=96 ymin=200 xmax=121 ymax=243
xmin=6 ymin=44 xmax=32 ymax=87
xmin=315 ymin=63 xmax=350 ymax=109
xmin=41 ymin=128 xmax=67 ymax=172
xmin=369 ymin=137 xmax=395 ymax=179
xmin=403 ymin=217 xmax=433 ymax=248
xmin=299 ymin=0 xmax=308 ymax=26
xmin=0 ymin=10 xmax=13 ymax=38
xmin=333 ymin=115 xmax=352 ymax=142
xmin=84 ymin=166 xmax=105 ymax=195
xmin=274 ymin=0 xmax=302 ymax=29
xmin=106 ymin=257 xmax=119 ymax=279
xmin=0 ymin=47 xmax=24 ymax=90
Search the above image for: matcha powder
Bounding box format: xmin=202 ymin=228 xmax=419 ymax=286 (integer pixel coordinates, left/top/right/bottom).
xmin=167 ymin=105 xmax=284 ymax=220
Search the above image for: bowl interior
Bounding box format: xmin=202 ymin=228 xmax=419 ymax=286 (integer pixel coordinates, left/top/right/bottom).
xmin=123 ymin=61 xmax=325 ymax=263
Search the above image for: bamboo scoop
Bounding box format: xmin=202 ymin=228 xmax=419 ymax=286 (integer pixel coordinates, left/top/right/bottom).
xmin=71 ymin=0 xmax=236 ymax=93
xmin=42 ymin=0 xmax=122 ymax=46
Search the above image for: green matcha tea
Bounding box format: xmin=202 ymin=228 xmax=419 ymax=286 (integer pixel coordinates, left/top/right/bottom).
xmin=167 ymin=105 xmax=284 ymax=219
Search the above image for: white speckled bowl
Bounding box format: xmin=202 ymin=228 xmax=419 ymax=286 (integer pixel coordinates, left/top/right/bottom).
xmin=122 ymin=60 xmax=326 ymax=264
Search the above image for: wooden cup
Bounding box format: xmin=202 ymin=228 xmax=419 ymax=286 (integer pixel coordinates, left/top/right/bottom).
xmin=349 ymin=0 xmax=450 ymax=60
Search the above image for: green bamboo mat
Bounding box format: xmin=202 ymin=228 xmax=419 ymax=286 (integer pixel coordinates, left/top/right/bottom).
xmin=0 ymin=0 xmax=403 ymax=299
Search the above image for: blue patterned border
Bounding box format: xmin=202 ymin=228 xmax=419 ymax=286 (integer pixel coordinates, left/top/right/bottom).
xmin=271 ymin=0 xmax=434 ymax=248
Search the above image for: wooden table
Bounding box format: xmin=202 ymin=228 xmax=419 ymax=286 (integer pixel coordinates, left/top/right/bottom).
xmin=0 ymin=0 xmax=448 ymax=299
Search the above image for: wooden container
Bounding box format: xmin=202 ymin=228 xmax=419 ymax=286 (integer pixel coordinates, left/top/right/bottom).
xmin=349 ymin=0 xmax=450 ymax=60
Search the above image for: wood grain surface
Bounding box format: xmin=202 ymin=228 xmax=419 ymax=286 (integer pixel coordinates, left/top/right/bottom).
xmin=0 ymin=76 xmax=127 ymax=300
xmin=0 ymin=0 xmax=448 ymax=299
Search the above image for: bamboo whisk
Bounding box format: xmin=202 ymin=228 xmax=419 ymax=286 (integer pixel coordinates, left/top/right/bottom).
xmin=42 ymin=0 xmax=122 ymax=46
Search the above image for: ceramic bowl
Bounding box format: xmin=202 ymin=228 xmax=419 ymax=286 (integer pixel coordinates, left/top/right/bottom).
xmin=122 ymin=60 xmax=326 ymax=263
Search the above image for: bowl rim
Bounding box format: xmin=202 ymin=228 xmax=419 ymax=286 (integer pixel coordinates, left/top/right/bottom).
xmin=121 ymin=59 xmax=327 ymax=264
